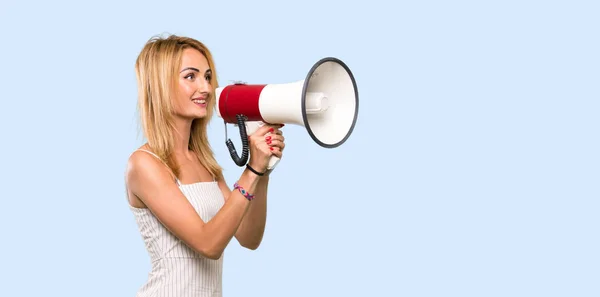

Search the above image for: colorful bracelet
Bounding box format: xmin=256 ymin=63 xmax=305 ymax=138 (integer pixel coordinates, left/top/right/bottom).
xmin=234 ymin=181 xmax=255 ymax=201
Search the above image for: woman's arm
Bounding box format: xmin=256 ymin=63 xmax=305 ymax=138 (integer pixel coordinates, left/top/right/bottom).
xmin=126 ymin=151 xmax=260 ymax=260
xmin=218 ymin=174 xmax=269 ymax=250
xmin=218 ymin=123 xmax=285 ymax=250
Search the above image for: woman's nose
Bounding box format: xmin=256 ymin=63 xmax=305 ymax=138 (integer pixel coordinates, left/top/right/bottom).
xmin=197 ymin=78 xmax=211 ymax=92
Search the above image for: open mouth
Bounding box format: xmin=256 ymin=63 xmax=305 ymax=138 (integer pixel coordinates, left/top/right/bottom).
xmin=192 ymin=98 xmax=207 ymax=107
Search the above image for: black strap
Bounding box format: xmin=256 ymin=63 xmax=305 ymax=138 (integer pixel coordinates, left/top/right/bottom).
xmin=246 ymin=164 xmax=265 ymax=176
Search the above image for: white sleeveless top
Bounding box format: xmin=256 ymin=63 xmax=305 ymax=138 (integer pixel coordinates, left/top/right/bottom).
xmin=128 ymin=149 xmax=226 ymax=297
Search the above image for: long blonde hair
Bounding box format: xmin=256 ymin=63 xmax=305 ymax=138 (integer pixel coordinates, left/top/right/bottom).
xmin=135 ymin=34 xmax=223 ymax=180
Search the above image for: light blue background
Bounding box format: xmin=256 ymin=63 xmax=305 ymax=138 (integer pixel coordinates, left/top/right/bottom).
xmin=1 ymin=0 xmax=598 ymax=296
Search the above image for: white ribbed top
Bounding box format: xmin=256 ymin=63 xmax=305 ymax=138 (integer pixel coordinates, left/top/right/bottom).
xmin=129 ymin=150 xmax=226 ymax=297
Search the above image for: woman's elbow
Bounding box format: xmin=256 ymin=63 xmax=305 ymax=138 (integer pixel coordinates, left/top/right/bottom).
xmin=200 ymin=247 xmax=223 ymax=260
xmin=191 ymin=242 xmax=223 ymax=260
xmin=241 ymin=240 xmax=261 ymax=250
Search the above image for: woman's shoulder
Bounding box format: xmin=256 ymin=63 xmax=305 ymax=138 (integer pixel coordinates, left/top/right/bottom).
xmin=125 ymin=145 xmax=179 ymax=208
xmin=126 ymin=145 xmax=173 ymax=185
xmin=128 ymin=145 xmax=156 ymax=167
xmin=129 ymin=144 xmax=158 ymax=160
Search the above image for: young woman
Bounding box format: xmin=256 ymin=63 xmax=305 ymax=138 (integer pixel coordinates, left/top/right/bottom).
xmin=125 ymin=34 xmax=285 ymax=297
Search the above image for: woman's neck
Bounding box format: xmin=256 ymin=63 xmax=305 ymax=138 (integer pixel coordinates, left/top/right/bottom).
xmin=172 ymin=116 xmax=193 ymax=157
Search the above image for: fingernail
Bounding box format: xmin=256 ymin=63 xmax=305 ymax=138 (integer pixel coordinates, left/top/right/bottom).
xmin=269 ymin=128 xmax=274 ymax=132
xmin=269 ymin=147 xmax=274 ymax=150
xmin=267 ymin=140 xmax=271 ymax=144
xmin=266 ymin=136 xmax=271 ymax=140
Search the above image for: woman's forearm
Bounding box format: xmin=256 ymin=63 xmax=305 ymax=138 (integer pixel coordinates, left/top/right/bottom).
xmin=194 ymin=169 xmax=261 ymax=258
xmin=235 ymin=175 xmax=270 ymax=249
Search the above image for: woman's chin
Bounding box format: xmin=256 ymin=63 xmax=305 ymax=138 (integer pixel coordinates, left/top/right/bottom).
xmin=192 ymin=110 xmax=208 ymax=119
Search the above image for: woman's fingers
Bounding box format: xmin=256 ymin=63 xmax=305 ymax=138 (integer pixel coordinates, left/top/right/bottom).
xmin=267 ymin=140 xmax=285 ymax=150
xmin=264 ymin=134 xmax=284 ymax=143
xmin=249 ymin=123 xmax=286 ymax=159
xmin=269 ymin=146 xmax=283 ymax=158
xmin=265 ymin=134 xmax=285 ymax=148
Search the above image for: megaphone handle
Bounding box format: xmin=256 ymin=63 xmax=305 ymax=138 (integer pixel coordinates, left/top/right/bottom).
xmin=225 ymin=114 xmax=250 ymax=167
xmin=245 ymin=121 xmax=281 ymax=171
xmin=267 ymin=155 xmax=280 ymax=170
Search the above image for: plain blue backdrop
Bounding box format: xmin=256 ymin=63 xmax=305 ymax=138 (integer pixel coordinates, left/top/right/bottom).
xmin=1 ymin=0 xmax=598 ymax=296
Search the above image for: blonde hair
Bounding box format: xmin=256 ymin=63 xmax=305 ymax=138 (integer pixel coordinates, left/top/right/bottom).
xmin=135 ymin=34 xmax=223 ymax=180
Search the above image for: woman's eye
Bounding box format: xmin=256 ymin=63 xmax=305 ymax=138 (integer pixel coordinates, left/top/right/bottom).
xmin=205 ymin=75 xmax=211 ymax=81
xmin=185 ymin=73 xmax=195 ymax=80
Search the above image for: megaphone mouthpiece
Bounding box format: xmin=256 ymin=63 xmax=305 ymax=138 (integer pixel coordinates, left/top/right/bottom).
xmin=304 ymin=92 xmax=329 ymax=114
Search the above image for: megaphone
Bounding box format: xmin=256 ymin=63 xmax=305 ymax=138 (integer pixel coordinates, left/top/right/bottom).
xmin=215 ymin=57 xmax=359 ymax=170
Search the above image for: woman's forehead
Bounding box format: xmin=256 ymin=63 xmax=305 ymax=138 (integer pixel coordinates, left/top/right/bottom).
xmin=180 ymin=48 xmax=209 ymax=70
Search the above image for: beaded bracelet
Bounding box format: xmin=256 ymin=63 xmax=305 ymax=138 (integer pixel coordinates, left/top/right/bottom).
xmin=234 ymin=181 xmax=255 ymax=201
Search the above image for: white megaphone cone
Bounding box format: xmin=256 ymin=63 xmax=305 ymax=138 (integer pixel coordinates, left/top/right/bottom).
xmin=215 ymin=57 xmax=359 ymax=171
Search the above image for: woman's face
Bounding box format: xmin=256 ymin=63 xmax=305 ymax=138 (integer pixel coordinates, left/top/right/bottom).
xmin=174 ymin=48 xmax=213 ymax=120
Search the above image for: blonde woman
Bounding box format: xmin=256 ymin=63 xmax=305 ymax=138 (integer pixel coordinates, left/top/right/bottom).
xmin=125 ymin=34 xmax=285 ymax=297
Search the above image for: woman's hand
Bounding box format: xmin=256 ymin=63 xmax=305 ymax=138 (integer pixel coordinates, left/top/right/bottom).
xmin=247 ymin=124 xmax=285 ymax=173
